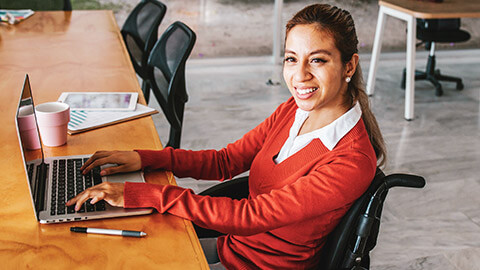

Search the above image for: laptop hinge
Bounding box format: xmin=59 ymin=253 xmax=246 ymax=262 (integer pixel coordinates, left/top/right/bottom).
xmin=35 ymin=162 xmax=48 ymax=214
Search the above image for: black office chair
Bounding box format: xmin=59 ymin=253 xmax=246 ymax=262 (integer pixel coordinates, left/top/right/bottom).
xmin=401 ymin=18 xmax=471 ymax=96
xmin=0 ymin=0 xmax=72 ymax=11
xmin=194 ymin=169 xmax=426 ymax=269
xmin=147 ymin=21 xmax=196 ymax=149
xmin=121 ymin=0 xmax=167 ymax=104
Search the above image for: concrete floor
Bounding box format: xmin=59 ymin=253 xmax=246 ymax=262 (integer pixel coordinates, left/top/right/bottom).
xmin=147 ymin=48 xmax=480 ymax=269
xmin=110 ymin=0 xmax=480 ymax=59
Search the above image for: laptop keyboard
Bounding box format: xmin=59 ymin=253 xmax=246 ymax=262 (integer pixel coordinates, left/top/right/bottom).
xmin=50 ymin=158 xmax=106 ymax=215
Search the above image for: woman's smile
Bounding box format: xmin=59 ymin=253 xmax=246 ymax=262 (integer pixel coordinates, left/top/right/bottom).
xmin=295 ymin=86 xmax=319 ymax=99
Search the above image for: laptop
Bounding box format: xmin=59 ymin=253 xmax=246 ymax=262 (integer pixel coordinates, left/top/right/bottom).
xmin=15 ymin=75 xmax=153 ymax=224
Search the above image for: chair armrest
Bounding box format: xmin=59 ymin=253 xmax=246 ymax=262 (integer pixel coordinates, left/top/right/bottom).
xmin=383 ymin=174 xmax=426 ymax=189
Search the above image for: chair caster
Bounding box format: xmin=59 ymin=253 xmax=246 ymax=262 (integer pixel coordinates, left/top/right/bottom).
xmin=457 ymin=81 xmax=464 ymax=90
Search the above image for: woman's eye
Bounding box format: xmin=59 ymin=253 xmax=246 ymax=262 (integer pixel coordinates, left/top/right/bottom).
xmin=284 ymin=57 xmax=296 ymax=63
xmin=312 ymin=58 xmax=327 ymax=63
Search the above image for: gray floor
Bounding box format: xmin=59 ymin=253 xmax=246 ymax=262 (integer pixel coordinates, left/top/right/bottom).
xmin=147 ymin=49 xmax=480 ymax=269
xmin=111 ymin=0 xmax=480 ymax=58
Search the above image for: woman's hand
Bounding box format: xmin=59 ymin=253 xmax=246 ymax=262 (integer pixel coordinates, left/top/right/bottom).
xmin=81 ymin=150 xmax=142 ymax=176
xmin=66 ymin=182 xmax=125 ymax=211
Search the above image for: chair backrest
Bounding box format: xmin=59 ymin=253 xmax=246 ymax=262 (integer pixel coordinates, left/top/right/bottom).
xmin=147 ymin=21 xmax=196 ymax=148
xmin=0 ymin=0 xmax=72 ymax=11
xmin=121 ymin=0 xmax=166 ymax=80
xmin=318 ymin=168 xmax=425 ymax=269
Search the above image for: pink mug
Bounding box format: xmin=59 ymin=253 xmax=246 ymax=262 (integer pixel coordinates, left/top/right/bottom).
xmin=35 ymin=102 xmax=70 ymax=147
xmin=17 ymin=105 xmax=41 ymax=150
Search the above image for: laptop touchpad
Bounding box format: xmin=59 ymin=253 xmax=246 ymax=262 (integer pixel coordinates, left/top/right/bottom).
xmin=100 ymin=164 xmax=145 ymax=183
xmin=105 ymin=172 xmax=145 ymax=183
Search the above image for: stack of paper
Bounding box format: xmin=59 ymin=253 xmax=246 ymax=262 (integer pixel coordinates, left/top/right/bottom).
xmin=68 ymin=104 xmax=157 ymax=134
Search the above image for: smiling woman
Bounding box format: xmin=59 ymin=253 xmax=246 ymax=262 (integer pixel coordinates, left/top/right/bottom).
xmin=66 ymin=4 xmax=385 ymax=269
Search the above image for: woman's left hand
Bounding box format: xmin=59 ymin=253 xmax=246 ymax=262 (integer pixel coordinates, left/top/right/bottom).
xmin=66 ymin=182 xmax=125 ymax=211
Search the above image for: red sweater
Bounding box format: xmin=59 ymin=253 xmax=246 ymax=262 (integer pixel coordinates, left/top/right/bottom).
xmin=124 ymin=98 xmax=377 ymax=269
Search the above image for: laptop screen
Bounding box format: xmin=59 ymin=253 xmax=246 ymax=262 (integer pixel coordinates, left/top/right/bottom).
xmin=15 ymin=75 xmax=44 ymax=216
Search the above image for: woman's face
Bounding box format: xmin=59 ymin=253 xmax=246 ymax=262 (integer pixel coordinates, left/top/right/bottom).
xmin=283 ymin=24 xmax=356 ymax=114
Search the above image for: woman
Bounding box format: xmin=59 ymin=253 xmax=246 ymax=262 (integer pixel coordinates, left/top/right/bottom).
xmin=67 ymin=4 xmax=385 ymax=269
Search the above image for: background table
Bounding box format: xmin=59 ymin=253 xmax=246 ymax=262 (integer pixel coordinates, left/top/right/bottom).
xmin=0 ymin=10 xmax=208 ymax=269
xmin=366 ymin=0 xmax=480 ymax=120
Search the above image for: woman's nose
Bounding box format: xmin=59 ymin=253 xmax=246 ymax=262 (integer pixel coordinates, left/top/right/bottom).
xmin=293 ymin=63 xmax=312 ymax=82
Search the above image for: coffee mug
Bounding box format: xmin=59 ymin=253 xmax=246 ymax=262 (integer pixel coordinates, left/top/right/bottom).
xmin=17 ymin=105 xmax=41 ymax=150
xmin=35 ymin=102 xmax=70 ymax=147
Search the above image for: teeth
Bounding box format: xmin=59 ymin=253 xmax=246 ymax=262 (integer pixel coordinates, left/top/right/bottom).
xmin=297 ymin=88 xmax=317 ymax=95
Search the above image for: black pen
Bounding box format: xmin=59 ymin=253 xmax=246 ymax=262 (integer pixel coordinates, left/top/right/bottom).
xmin=70 ymin=227 xmax=147 ymax=238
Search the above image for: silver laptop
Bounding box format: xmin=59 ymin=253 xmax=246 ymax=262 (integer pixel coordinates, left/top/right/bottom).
xmin=15 ymin=75 xmax=152 ymax=224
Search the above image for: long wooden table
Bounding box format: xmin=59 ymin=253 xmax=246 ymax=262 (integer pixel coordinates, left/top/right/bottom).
xmin=0 ymin=10 xmax=208 ymax=269
xmin=366 ymin=0 xmax=480 ymax=120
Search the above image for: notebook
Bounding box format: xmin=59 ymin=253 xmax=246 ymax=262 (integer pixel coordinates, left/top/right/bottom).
xmin=15 ymin=75 xmax=153 ymax=224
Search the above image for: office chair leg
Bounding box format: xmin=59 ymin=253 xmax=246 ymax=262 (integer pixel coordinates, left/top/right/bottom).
xmin=427 ymin=77 xmax=443 ymax=96
xmin=402 ymin=69 xmax=443 ymax=96
xmin=401 ymin=69 xmax=427 ymax=90
xmin=415 ymin=71 xmax=427 ymax=80
xmin=401 ymin=69 xmax=406 ymax=89
xmin=435 ymin=74 xmax=464 ymax=90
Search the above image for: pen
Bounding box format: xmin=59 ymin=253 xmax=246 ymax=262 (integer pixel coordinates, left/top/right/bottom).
xmin=70 ymin=227 xmax=147 ymax=238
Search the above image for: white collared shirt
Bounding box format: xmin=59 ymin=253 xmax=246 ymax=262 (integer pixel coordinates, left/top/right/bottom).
xmin=275 ymin=103 xmax=362 ymax=164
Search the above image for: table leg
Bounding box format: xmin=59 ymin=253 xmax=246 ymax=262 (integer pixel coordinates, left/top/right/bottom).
xmin=272 ymin=0 xmax=283 ymax=65
xmin=366 ymin=6 xmax=387 ymax=96
xmin=369 ymin=5 xmax=418 ymax=121
xmin=405 ymin=15 xmax=416 ymax=120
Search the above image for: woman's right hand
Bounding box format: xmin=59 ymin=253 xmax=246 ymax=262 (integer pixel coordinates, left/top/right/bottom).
xmin=80 ymin=150 xmax=142 ymax=176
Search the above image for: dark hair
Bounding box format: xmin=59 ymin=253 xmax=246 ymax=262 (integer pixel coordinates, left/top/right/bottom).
xmin=286 ymin=4 xmax=386 ymax=167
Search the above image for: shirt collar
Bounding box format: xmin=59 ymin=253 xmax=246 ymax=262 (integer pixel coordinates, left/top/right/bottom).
xmin=297 ymin=102 xmax=362 ymax=150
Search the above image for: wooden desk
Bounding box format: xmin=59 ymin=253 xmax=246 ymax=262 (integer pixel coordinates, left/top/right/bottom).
xmin=366 ymin=0 xmax=480 ymax=120
xmin=0 ymin=11 xmax=208 ymax=269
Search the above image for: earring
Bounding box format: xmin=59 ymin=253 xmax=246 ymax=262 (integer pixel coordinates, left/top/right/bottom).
xmin=345 ymin=77 xmax=351 ymax=83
